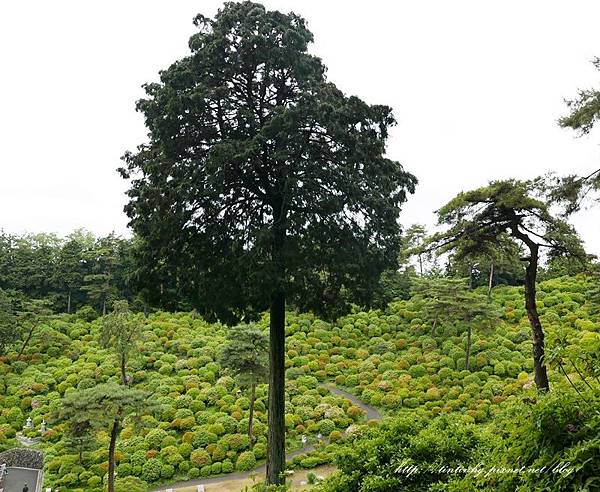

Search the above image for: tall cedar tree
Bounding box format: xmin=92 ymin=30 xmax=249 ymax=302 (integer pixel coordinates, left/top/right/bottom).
xmin=426 ymin=180 xmax=584 ymax=391
xmin=54 ymin=237 xmax=87 ymax=313
xmin=119 ymin=2 xmax=415 ymax=483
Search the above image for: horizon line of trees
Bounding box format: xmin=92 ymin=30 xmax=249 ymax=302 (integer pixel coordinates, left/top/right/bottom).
xmin=0 ymin=230 xmax=135 ymax=315
xmin=0 ymin=220 xmax=595 ymax=321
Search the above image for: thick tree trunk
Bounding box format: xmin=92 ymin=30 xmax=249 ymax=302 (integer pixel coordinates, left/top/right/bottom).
xmin=487 ymin=263 xmax=494 ymax=301
xmin=465 ymin=325 xmax=472 ymax=371
xmin=523 ymin=245 xmax=549 ymax=390
xmin=267 ymin=290 xmax=286 ymax=485
xmin=107 ymin=417 xmax=119 ymax=492
xmin=267 ymin=205 xmax=286 ymax=486
xmin=510 ymin=225 xmax=549 ymax=391
xmin=248 ymin=382 xmax=256 ymax=444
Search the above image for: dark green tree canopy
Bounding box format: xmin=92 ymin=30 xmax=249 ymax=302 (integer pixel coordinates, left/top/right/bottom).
xmin=219 ymin=323 xmax=269 ymax=387
xmin=0 ymin=288 xmax=17 ymax=355
xmin=559 ymin=57 xmax=600 ymax=134
xmin=430 ymin=180 xmax=584 ymax=261
xmin=120 ymin=1 xmax=416 ymax=322
xmin=411 ymin=278 xmax=500 ymax=327
xmin=552 ymin=57 xmax=600 ymax=214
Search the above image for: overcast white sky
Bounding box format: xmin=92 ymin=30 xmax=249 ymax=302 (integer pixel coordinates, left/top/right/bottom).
xmin=1 ymin=1 xmax=599 ymax=254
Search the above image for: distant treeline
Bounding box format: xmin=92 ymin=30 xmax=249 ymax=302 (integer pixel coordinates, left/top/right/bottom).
xmin=0 ymin=231 xmax=138 ymax=315
xmin=0 ymin=228 xmax=591 ymax=320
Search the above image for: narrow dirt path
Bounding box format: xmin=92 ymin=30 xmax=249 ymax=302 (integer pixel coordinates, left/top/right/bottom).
xmin=151 ymin=383 xmax=381 ymax=492
xmin=322 ymin=383 xmax=381 ymax=421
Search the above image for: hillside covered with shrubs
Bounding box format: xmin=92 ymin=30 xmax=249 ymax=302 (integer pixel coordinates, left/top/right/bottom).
xmin=0 ymin=274 xmax=598 ymax=491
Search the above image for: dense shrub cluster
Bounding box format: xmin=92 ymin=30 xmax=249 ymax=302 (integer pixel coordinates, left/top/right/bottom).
xmin=318 ymin=387 xmax=600 ymax=491
xmin=0 ymin=315 xmax=358 ymax=489
xmin=0 ymin=275 xmax=597 ymax=490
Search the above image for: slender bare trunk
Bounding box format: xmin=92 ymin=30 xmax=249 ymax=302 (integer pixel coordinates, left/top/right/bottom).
xmin=107 ymin=417 xmax=119 ymax=492
xmin=67 ymin=289 xmax=72 ymax=314
xmin=107 ymin=356 xmax=128 ymax=491
xmin=465 ymin=325 xmax=472 ymax=370
xmin=267 ymin=291 xmax=285 ymax=484
xmin=248 ymin=382 xmax=256 ymax=444
xmin=510 ymin=226 xmax=549 ymax=390
xmin=17 ymin=324 xmax=35 ymax=361
xmin=121 ymin=355 xmax=127 ymax=386
xmin=487 ymin=263 xmax=494 ymax=301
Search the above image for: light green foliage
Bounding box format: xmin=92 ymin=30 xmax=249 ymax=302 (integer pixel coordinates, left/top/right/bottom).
xmin=114 ymin=476 xmax=148 ymax=492
xmin=320 ymin=386 xmax=600 ymax=491
xmin=319 ymin=413 xmax=486 ymax=492
xmin=0 ymin=275 xmax=597 ymax=489
xmin=236 ymin=450 xmax=257 ymax=471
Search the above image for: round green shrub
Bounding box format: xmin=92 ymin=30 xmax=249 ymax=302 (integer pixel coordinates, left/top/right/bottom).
xmin=253 ymin=442 xmax=267 ymax=459
xmin=141 ymin=458 xmax=162 ymax=482
xmin=409 ymin=365 xmax=427 ymax=378
xmin=190 ymin=448 xmax=212 ymax=467
xmin=222 ymin=459 xmax=234 ymax=473
xmin=318 ymin=419 xmax=335 ymax=435
xmin=117 ymin=463 xmax=132 ymax=476
xmin=144 ymin=429 xmax=167 ymax=449
xmin=114 ymin=476 xmax=148 ymax=492
xmin=87 ymin=476 xmax=102 ymax=487
xmin=193 ymin=429 xmax=218 ymax=447
xmin=236 ymin=451 xmax=257 ymax=471
xmin=161 ymin=464 xmax=175 ymax=478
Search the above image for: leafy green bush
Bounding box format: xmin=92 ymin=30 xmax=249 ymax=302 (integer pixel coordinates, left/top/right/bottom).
xmin=319 ymin=414 xmax=486 ymax=491
xmin=114 ymin=476 xmax=148 ymax=492
xmin=236 ymin=450 xmax=257 ymax=471
xmin=144 ymin=428 xmax=167 ymax=449
xmin=141 ymin=458 xmax=162 ymax=482
xmin=222 ymin=459 xmax=234 ymax=473
xmin=190 ymin=448 xmax=212 ymax=467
